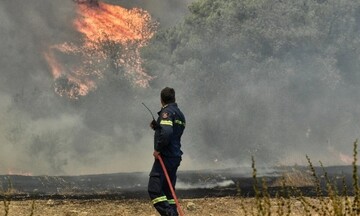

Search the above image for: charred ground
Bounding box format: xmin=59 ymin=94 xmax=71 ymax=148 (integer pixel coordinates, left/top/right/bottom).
xmin=0 ymin=165 xmax=356 ymax=201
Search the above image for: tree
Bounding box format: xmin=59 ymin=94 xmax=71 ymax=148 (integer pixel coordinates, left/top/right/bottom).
xmin=141 ymin=0 xmax=360 ymax=165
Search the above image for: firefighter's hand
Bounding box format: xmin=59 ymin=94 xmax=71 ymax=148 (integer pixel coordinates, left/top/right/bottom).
xmin=150 ymin=119 xmax=159 ymax=130
xmin=153 ymin=151 xmax=160 ymax=159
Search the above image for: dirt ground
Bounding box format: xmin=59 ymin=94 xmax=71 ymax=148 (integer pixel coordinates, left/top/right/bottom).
xmin=0 ymin=196 xmax=322 ymax=216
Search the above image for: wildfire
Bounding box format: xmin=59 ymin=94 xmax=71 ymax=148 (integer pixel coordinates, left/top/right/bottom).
xmin=44 ymin=0 xmax=156 ymax=99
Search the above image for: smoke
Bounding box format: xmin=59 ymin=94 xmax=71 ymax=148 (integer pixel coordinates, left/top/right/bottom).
xmin=178 ymin=47 xmax=357 ymax=169
xmin=2 ymin=0 xmax=358 ymax=176
xmin=176 ymin=179 xmax=235 ymax=190
xmin=0 ymin=0 xmax=193 ymax=175
xmin=141 ymin=0 xmax=360 ymax=170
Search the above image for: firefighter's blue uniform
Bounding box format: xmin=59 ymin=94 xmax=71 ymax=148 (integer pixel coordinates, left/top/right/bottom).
xmin=148 ymin=103 xmax=186 ymax=216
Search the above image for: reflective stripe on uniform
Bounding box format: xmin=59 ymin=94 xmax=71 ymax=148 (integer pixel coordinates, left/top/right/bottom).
xmin=160 ymin=120 xmax=173 ymax=126
xmin=152 ymin=196 xmax=168 ymax=204
xmin=168 ymin=199 xmax=176 ymax=204
xmin=174 ymin=120 xmax=185 ymax=127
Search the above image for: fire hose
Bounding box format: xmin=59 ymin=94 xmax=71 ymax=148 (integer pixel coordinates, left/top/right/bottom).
xmin=157 ymin=155 xmax=185 ymax=216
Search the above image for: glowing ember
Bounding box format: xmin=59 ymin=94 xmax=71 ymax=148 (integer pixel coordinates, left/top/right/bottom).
xmin=44 ymin=1 xmax=156 ymax=99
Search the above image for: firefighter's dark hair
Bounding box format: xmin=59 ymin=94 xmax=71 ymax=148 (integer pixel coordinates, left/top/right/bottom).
xmin=161 ymin=87 xmax=176 ymax=104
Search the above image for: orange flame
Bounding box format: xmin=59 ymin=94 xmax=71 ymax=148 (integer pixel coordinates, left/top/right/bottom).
xmin=43 ymin=51 xmax=62 ymax=79
xmin=44 ymin=1 xmax=156 ymax=99
xmin=74 ymin=2 xmax=153 ymax=43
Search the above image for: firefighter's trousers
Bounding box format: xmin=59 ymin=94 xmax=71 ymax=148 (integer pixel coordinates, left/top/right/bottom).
xmin=148 ymin=156 xmax=181 ymax=216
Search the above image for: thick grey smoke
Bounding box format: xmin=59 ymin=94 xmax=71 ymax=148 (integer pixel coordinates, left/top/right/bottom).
xmin=2 ymin=0 xmax=358 ymax=176
xmin=0 ymin=0 xmax=193 ymax=175
xmin=141 ymin=0 xmax=360 ymax=170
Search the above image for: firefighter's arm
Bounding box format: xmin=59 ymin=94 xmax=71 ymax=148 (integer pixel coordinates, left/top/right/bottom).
xmin=150 ymin=119 xmax=160 ymax=130
xmin=155 ymin=112 xmax=173 ymax=150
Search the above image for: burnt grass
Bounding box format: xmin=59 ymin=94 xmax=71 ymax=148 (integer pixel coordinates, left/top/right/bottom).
xmin=0 ymin=165 xmax=356 ymax=201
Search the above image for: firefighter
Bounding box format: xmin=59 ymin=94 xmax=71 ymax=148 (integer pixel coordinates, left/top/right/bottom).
xmin=148 ymin=87 xmax=186 ymax=216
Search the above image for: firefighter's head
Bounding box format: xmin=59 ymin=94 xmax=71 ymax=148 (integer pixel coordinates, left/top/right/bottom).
xmin=161 ymin=87 xmax=175 ymax=106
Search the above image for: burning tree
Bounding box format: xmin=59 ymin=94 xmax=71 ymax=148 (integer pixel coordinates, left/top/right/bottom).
xmin=54 ymin=75 xmax=82 ymax=99
xmin=44 ymin=0 xmax=157 ymax=99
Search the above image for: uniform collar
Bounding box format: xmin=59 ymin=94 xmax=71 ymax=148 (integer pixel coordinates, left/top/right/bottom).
xmin=158 ymin=103 xmax=177 ymax=115
xmin=162 ymin=103 xmax=177 ymax=109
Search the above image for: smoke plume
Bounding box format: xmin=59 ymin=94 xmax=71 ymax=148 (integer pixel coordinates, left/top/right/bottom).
xmin=0 ymin=0 xmax=192 ymax=175
xmin=2 ymin=0 xmax=359 ymax=176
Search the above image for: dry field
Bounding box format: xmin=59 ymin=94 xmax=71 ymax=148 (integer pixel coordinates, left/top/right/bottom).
xmin=0 ymin=196 xmax=348 ymax=216
xmin=2 ymin=140 xmax=360 ymax=215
